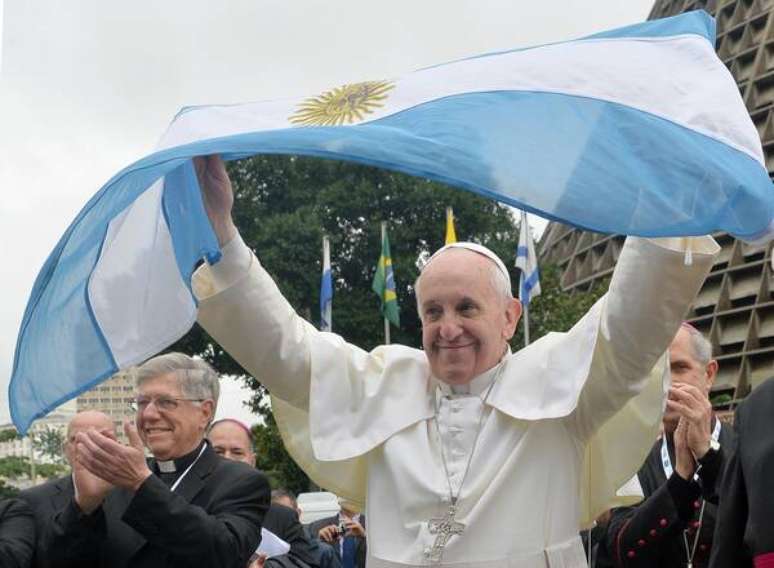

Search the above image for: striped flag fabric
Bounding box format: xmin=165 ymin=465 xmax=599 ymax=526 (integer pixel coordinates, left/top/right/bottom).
xmin=445 ymin=207 xmax=457 ymax=245
xmin=515 ymin=212 xmax=541 ymax=306
xmin=372 ymin=227 xmax=400 ymax=328
xmin=9 ymin=10 xmax=774 ymax=433
xmin=320 ymin=237 xmax=333 ymax=332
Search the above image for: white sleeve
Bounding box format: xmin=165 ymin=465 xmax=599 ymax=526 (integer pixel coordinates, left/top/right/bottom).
xmin=567 ymin=236 xmax=719 ymax=442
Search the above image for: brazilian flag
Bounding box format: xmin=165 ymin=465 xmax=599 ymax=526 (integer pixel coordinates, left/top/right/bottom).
xmin=372 ymin=228 xmax=400 ymax=327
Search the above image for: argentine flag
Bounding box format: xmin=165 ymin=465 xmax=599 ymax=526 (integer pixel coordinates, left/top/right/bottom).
xmin=516 ymin=212 xmax=541 ymax=307
xmin=10 ymin=10 xmax=774 ymax=432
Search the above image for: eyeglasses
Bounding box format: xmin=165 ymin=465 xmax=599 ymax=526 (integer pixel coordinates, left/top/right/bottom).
xmin=129 ymin=396 xmax=205 ymax=412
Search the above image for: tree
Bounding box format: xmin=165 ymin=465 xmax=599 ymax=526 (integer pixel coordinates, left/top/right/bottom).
xmin=0 ymin=456 xmax=66 ymax=481
xmin=0 ymin=428 xmax=19 ymax=443
xmin=171 ymin=155 xmax=607 ymax=492
xmin=32 ymin=426 xmax=66 ymax=465
xmin=0 ymin=456 xmax=30 ymax=479
xmin=512 ymin=263 xmax=609 ymax=347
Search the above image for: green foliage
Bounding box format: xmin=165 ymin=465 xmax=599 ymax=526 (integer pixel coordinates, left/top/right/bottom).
xmin=0 ymin=456 xmax=30 ymax=479
xmin=32 ymin=427 xmax=66 ymax=465
xmin=710 ymin=393 xmax=733 ymax=407
xmin=251 ymin=404 xmax=310 ymax=496
xmin=0 ymin=455 xmax=67 ymax=481
xmin=0 ymin=428 xmax=19 ymax=443
xmin=0 ymin=480 xmax=19 ymax=498
xmin=512 ymin=263 xmax=609 ymax=347
xmin=171 ymin=155 xmax=607 ymax=492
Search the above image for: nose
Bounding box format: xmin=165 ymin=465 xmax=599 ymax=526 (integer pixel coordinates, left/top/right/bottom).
xmin=438 ymin=314 xmax=463 ymax=341
xmin=140 ymin=400 xmax=162 ymax=421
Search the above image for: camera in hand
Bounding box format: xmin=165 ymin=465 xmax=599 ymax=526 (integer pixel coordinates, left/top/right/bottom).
xmin=337 ymin=521 xmax=348 ymax=537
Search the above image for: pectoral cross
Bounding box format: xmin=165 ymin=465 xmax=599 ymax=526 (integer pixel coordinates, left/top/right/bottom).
xmin=424 ymin=503 xmax=465 ymax=564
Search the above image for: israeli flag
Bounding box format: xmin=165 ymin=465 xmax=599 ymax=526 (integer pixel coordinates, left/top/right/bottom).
xmin=320 ymin=237 xmax=333 ymax=332
xmin=516 ymin=212 xmax=541 ymax=307
xmin=10 ymin=10 xmax=774 ymax=432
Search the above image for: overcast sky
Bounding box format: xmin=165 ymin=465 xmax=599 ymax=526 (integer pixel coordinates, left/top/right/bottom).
xmin=0 ymin=0 xmax=655 ymax=426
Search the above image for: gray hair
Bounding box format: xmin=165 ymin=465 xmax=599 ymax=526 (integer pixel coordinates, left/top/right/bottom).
xmin=681 ymin=323 xmax=713 ymax=366
xmin=134 ymin=352 xmax=220 ymax=410
xmin=414 ymin=250 xmax=513 ymax=310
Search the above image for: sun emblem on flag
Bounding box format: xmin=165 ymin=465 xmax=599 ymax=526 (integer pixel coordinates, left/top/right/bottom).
xmin=290 ymin=80 xmax=395 ymax=127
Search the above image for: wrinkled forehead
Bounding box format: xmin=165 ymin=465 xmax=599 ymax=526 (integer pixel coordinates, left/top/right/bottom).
xmin=670 ymin=327 xmax=696 ymax=359
xmin=137 ymin=371 xmax=184 ymax=395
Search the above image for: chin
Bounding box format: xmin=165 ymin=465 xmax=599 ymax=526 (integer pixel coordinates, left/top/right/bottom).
xmin=438 ymin=371 xmax=475 ymax=385
xmin=147 ymin=443 xmax=173 ymax=460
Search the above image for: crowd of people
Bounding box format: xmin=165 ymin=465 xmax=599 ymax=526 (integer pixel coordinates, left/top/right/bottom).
xmin=1 ymin=154 xmax=773 ymax=567
xmin=0 ymin=321 xmax=771 ymax=567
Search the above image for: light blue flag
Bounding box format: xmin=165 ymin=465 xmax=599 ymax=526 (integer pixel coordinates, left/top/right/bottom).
xmin=10 ymin=10 xmax=774 ymax=432
xmin=320 ymin=237 xmax=333 ymax=332
xmin=515 ymin=212 xmax=541 ymax=307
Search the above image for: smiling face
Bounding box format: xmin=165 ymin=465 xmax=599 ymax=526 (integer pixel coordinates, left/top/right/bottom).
xmin=418 ymin=249 xmax=521 ymax=385
xmin=208 ymin=421 xmax=255 ymax=466
xmin=135 ymin=372 xmax=214 ymax=461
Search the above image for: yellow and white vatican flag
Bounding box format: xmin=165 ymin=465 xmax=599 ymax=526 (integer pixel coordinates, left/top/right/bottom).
xmin=444 ymin=207 xmax=457 ymax=245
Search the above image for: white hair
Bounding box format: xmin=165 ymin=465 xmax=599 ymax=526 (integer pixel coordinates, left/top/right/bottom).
xmin=134 ymin=352 xmax=220 ymax=410
xmin=683 ymin=325 xmax=713 ymax=366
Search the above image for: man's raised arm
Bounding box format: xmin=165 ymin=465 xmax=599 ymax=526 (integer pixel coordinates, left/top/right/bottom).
xmin=568 ymin=236 xmax=719 ymax=441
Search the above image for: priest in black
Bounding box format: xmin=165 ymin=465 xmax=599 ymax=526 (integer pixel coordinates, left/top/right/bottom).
xmin=710 ymin=377 xmax=774 ymax=567
xmin=597 ymin=324 xmax=731 ymax=568
xmin=49 ymin=353 xmax=270 ymax=568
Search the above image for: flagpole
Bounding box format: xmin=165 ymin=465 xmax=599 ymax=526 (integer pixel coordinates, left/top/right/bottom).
xmin=523 ymin=302 xmax=530 ymax=347
xmin=519 ymin=211 xmax=531 ymax=347
xmin=321 ymin=236 xmax=332 ymax=333
xmin=381 ymin=221 xmax=391 ymax=345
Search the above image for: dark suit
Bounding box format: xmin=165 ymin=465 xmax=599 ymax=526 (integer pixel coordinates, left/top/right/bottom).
xmin=597 ymin=421 xmax=732 ymax=567
xmin=19 ymin=475 xmax=74 ymax=568
xmin=710 ymin=378 xmax=774 ymax=567
xmin=48 ymin=444 xmax=269 ymax=568
xmin=0 ymin=497 xmax=35 ymax=568
xmin=308 ymin=514 xmax=366 ymax=568
xmin=263 ymin=504 xmax=318 ymax=567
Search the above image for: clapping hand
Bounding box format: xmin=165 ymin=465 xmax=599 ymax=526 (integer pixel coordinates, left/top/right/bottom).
xmin=72 ymin=430 xmax=116 ymax=514
xmin=75 ymin=420 xmax=152 ymax=500
xmin=666 ymin=383 xmax=713 ymax=461
xmin=673 ymin=417 xmax=696 ymax=480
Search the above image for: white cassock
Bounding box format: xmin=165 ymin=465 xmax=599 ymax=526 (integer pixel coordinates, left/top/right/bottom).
xmin=194 ymin=235 xmax=718 ymax=568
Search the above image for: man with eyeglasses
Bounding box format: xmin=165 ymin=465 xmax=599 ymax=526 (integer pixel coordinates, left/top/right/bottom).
xmin=47 ymin=352 xmax=271 ymax=568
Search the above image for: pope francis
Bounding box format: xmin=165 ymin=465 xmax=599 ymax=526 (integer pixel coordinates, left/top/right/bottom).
xmin=192 ymin=155 xmax=718 ymax=568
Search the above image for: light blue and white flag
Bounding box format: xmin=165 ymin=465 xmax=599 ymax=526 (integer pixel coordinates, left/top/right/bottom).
xmin=10 ymin=10 xmax=774 ymax=432
xmin=516 ymin=212 xmax=541 ymax=307
xmin=320 ymin=236 xmax=333 ymax=332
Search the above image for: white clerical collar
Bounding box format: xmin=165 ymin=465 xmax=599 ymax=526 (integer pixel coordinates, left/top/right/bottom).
xmin=436 ymin=348 xmax=511 ymax=398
